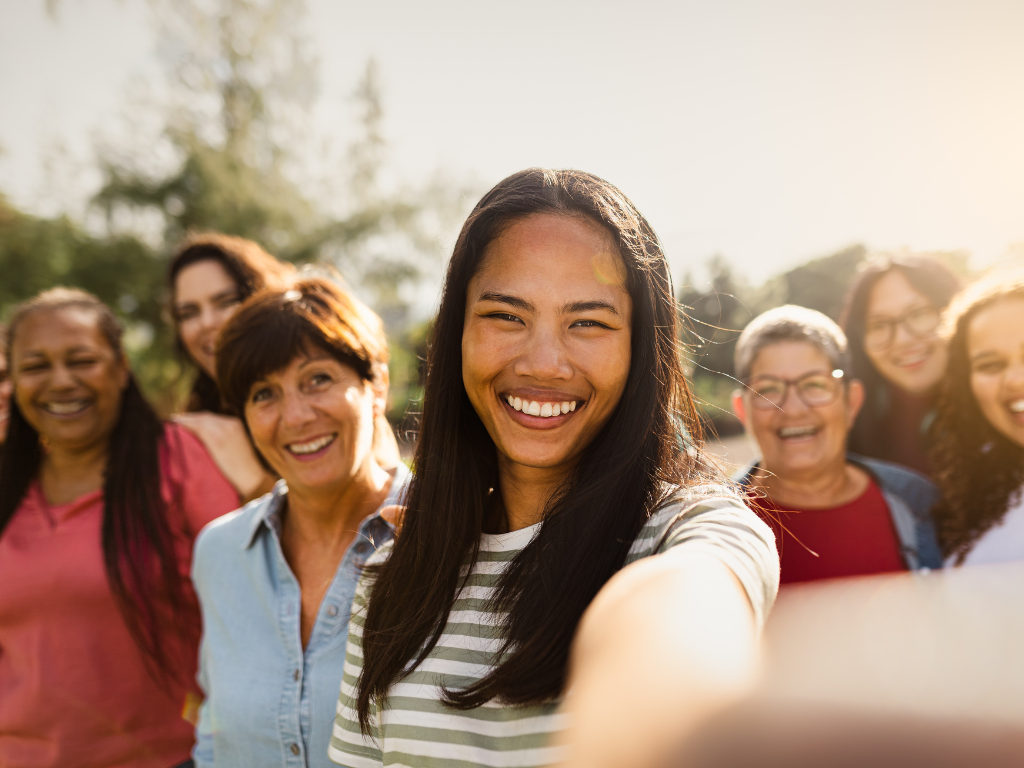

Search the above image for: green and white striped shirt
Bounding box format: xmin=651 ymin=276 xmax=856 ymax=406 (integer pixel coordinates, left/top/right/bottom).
xmin=329 ymin=489 xmax=779 ymax=768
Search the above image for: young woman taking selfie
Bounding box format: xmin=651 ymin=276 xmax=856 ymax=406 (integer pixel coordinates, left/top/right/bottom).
xmin=328 ymin=169 xmax=779 ymax=768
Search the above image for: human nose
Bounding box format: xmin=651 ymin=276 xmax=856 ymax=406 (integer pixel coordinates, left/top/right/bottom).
xmin=1004 ymin=361 xmax=1024 ymax=391
xmin=779 ymin=383 xmax=810 ymax=414
xmin=280 ymin=389 xmax=317 ymax=428
xmin=48 ymin=362 xmax=77 ymax=390
xmin=513 ymin=323 xmax=572 ymax=381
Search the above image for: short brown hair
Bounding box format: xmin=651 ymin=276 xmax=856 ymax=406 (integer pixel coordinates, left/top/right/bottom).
xmin=216 ymin=276 xmax=388 ymax=419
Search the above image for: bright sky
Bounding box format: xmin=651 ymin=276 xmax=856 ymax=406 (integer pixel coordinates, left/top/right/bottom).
xmin=2 ymin=0 xmax=1022 ymax=287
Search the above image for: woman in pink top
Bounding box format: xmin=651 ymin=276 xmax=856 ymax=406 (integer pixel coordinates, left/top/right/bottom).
xmin=0 ymin=288 xmax=238 ymax=768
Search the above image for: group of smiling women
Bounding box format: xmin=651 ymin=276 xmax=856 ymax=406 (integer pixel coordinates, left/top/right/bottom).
xmin=0 ymin=168 xmax=1021 ymax=768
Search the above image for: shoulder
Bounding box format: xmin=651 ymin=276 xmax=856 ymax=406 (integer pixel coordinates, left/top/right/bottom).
xmin=631 ymin=482 xmax=780 ymax=627
xmin=192 ymin=491 xmax=275 ymax=574
xmin=850 ymin=454 xmax=938 ymax=509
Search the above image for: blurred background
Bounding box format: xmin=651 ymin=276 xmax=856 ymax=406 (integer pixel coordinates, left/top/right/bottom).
xmin=2 ymin=0 xmax=1022 ymax=458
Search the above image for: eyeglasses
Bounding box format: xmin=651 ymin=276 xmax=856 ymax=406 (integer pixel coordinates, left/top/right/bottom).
xmin=864 ymin=305 xmax=940 ymax=351
xmin=747 ymin=370 xmax=845 ymax=410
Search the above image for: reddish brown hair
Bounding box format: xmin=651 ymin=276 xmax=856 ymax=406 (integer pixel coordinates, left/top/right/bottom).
xmin=216 ymin=275 xmax=389 ymax=424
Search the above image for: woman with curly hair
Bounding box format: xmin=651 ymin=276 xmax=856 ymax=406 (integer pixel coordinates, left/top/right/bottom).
xmin=931 ymin=271 xmax=1024 ymax=565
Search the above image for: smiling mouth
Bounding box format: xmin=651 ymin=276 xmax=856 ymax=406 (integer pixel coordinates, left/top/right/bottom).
xmin=1008 ymin=399 xmax=1024 ymax=415
xmin=286 ymin=434 xmax=336 ymax=455
xmin=43 ymin=400 xmax=90 ymax=416
xmin=777 ymin=425 xmax=820 ymax=440
xmin=894 ymin=350 xmax=930 ymax=368
xmin=505 ymin=395 xmax=579 ymax=419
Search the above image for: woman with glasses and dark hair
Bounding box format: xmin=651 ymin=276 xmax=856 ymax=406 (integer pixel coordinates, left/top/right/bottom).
xmin=732 ymin=305 xmax=942 ymax=584
xmin=930 ymin=271 xmax=1024 ymax=566
xmin=328 ymin=169 xmax=779 ymax=768
xmin=839 ymin=253 xmax=961 ymax=476
xmin=0 ymin=288 xmax=238 ymax=768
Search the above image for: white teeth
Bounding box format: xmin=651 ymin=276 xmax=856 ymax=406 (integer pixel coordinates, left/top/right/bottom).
xmin=509 ymin=399 xmax=579 ymax=418
xmin=1010 ymin=400 xmax=1024 ymax=414
xmin=779 ymin=426 xmax=817 ymax=439
xmin=288 ymin=434 xmax=335 ymax=455
xmin=45 ymin=401 xmax=88 ymax=415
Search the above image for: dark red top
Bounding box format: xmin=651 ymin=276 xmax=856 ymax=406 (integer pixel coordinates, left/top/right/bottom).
xmin=753 ymin=478 xmax=905 ymax=585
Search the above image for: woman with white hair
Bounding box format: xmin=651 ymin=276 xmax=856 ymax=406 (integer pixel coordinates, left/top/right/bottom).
xmin=732 ymin=305 xmax=943 ymax=584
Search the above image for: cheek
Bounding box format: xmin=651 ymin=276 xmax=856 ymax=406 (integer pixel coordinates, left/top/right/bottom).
xmin=970 ymin=374 xmax=999 ymax=413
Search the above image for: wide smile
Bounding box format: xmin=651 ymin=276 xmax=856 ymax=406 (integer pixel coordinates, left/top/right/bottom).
xmin=776 ymin=425 xmax=821 ymax=443
xmin=41 ymin=400 xmax=92 ymax=418
xmin=893 ymin=349 xmax=931 ymax=370
xmin=501 ymin=392 xmax=585 ymax=429
xmin=285 ymin=433 xmax=337 ymax=460
xmin=1006 ymin=398 xmax=1024 ymax=424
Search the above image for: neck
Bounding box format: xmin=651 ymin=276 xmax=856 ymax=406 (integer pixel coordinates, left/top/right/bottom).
xmin=755 ymin=455 xmax=861 ymax=509
xmin=40 ymin=438 xmax=110 ymax=503
xmin=283 ymin=459 xmax=394 ymax=545
xmin=496 ymin=457 xmax=572 ymax=532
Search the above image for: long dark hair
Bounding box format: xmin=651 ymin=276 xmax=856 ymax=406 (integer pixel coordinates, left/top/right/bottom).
xmin=839 ymin=253 xmax=960 ymax=458
xmin=0 ymin=289 xmax=189 ymax=684
xmin=168 ymin=232 xmax=294 ymax=412
xmin=356 ymin=168 xmax=714 ymax=728
xmin=931 ymin=273 xmax=1024 ymax=562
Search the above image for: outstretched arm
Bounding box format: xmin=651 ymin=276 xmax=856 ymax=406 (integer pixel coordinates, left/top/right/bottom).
xmin=555 ymin=549 xmax=759 ymax=768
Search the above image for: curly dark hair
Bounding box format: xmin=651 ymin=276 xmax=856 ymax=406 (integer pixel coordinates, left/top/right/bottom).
xmin=930 ymin=272 xmax=1024 ymax=563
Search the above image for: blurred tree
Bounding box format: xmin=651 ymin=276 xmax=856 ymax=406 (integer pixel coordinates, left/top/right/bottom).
xmin=0 ymin=194 xmax=183 ymax=410
xmin=85 ymin=0 xmax=468 ymax=418
xmin=678 ymin=255 xmax=755 ymax=435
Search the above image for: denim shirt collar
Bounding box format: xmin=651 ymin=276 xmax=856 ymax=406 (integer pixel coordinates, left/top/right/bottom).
xmin=242 ymin=463 xmax=409 ymax=550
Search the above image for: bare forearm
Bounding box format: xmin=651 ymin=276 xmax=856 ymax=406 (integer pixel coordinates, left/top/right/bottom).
xmin=555 ymin=551 xmax=758 ymax=768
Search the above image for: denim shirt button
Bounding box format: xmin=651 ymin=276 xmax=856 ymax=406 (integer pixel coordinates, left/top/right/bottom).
xmin=293 ymin=668 xmax=300 ymax=682
xmin=327 ymin=605 xmax=339 ymax=617
xmin=290 ymin=743 xmax=301 ymax=756
xmin=355 ymin=542 xmax=370 ymax=555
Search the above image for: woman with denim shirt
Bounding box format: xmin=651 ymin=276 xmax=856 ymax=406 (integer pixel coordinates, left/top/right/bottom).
xmin=190 ymin=277 xmax=410 ymax=768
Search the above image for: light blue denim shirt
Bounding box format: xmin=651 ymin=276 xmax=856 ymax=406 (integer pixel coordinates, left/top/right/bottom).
xmin=191 ymin=463 xmax=409 ymax=768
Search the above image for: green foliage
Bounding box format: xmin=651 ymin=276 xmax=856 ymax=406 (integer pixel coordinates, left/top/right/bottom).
xmin=0 ymin=195 xmax=185 ymax=411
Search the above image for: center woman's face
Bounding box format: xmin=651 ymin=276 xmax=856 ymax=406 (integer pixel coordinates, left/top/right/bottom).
xmin=244 ymin=348 xmax=381 ymax=496
xmin=174 ymin=260 xmax=244 ymax=380
xmin=462 ymin=214 xmax=633 ymax=475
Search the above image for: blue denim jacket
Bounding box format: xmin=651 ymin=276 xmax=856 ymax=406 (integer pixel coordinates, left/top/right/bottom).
xmin=191 ymin=463 xmax=409 ymax=768
xmin=733 ymin=453 xmax=943 ymax=571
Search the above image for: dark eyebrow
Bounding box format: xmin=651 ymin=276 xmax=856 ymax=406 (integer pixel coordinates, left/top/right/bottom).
xmin=561 ymin=300 xmax=619 ymax=316
xmin=476 ymin=292 xmax=536 ymax=313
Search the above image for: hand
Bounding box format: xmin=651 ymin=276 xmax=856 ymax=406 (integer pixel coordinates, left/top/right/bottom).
xmin=171 ymin=411 xmax=274 ymax=501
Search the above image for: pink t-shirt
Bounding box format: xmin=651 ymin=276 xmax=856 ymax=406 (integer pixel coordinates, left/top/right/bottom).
xmin=0 ymin=423 xmax=239 ymax=768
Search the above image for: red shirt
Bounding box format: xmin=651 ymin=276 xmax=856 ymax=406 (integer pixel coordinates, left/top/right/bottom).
xmin=753 ymin=478 xmax=905 ymax=585
xmin=0 ymin=424 xmax=238 ymax=768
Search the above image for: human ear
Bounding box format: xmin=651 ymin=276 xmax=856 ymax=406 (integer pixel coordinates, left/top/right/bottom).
xmin=372 ymin=363 xmax=390 ymax=418
xmin=731 ymin=389 xmax=748 ymax=428
xmin=846 ymin=379 xmax=865 ymax=428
